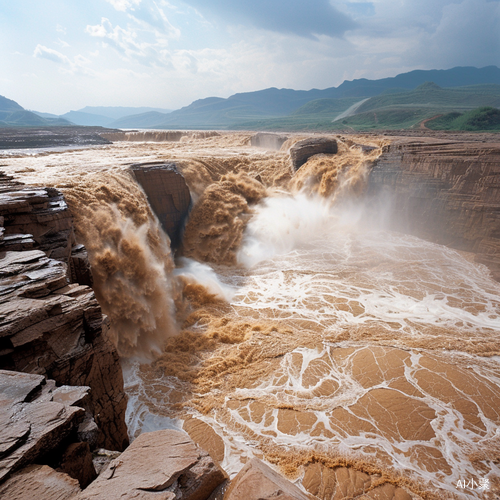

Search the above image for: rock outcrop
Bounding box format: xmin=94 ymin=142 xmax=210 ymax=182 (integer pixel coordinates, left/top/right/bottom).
xmin=290 ymin=137 xmax=338 ymax=171
xmin=224 ymin=458 xmax=310 ymax=500
xmin=0 ymin=173 xmax=129 ymax=451
xmin=76 ymin=429 xmax=227 ymax=500
xmin=250 ymin=132 xmax=288 ymax=151
xmin=0 ymin=370 xmax=85 ymax=482
xmin=131 ymin=163 xmax=191 ymax=249
xmin=368 ymin=138 xmax=500 ymax=280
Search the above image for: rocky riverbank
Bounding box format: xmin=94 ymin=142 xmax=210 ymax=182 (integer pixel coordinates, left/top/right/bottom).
xmin=0 ymin=131 xmax=499 ymax=499
xmin=368 ymin=136 xmax=500 ymax=280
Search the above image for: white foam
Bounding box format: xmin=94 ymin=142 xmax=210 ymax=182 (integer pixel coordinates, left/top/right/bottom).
xmin=237 ymin=193 xmax=331 ymax=268
xmin=174 ymin=257 xmax=236 ymax=301
xmin=122 ymin=359 xmax=183 ymax=440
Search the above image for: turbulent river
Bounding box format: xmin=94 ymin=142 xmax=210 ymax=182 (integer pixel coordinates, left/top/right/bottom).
xmin=2 ymin=132 xmax=499 ymax=499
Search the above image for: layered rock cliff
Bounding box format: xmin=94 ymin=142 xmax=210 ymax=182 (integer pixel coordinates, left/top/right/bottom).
xmin=0 ymin=173 xmax=128 ymax=451
xmin=367 ymin=138 xmax=500 ymax=280
xmin=131 ymin=163 xmax=191 ymax=250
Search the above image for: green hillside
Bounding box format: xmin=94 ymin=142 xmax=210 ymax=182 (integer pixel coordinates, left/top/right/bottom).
xmin=426 ymin=107 xmax=500 ymax=131
xmin=292 ymin=97 xmax=360 ymax=116
xmin=356 ymin=83 xmax=500 ymax=113
xmin=232 ymin=83 xmax=500 ymax=131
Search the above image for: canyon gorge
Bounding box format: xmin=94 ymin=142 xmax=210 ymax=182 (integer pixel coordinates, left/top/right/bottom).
xmin=0 ymin=129 xmax=499 ymax=500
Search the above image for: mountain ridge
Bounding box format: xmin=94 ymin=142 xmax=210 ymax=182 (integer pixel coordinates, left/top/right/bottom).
xmin=2 ymin=65 xmax=499 ymax=129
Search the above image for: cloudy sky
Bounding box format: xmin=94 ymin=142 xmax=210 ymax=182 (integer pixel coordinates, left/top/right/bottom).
xmin=1 ymin=0 xmax=499 ymax=114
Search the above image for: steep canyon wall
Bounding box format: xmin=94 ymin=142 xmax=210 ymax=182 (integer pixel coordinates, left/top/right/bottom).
xmin=0 ymin=173 xmax=128 ymax=451
xmin=367 ymin=138 xmax=500 ymax=280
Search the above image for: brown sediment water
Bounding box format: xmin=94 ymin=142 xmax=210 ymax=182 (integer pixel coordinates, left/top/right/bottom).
xmin=62 ymin=172 xmax=177 ymax=357
xmin=2 ymin=132 xmax=499 ymax=499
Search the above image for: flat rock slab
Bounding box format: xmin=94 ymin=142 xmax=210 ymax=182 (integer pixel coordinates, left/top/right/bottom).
xmin=224 ymin=458 xmax=311 ymax=500
xmin=77 ymin=429 xmax=226 ymax=500
xmin=0 ymin=464 xmax=80 ymax=500
xmin=290 ymin=137 xmax=338 ymax=171
xmin=0 ymin=370 xmax=85 ymax=482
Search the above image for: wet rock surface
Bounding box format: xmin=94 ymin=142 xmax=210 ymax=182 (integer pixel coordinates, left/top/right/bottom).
xmin=0 ymin=173 xmax=128 ymax=451
xmin=76 ymin=429 xmax=227 ymax=500
xmin=224 ymin=458 xmax=311 ymax=500
xmin=0 ymin=464 xmax=81 ymax=500
xmin=250 ymin=132 xmax=288 ymax=150
xmin=0 ymin=370 xmax=85 ymax=482
xmin=131 ymin=163 xmax=191 ymax=249
xmin=182 ymin=417 xmax=225 ymax=464
xmin=368 ymin=138 xmax=500 ymax=280
xmin=290 ymin=137 xmax=338 ymax=171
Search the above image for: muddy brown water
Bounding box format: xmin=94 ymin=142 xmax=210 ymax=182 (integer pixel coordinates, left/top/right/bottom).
xmin=2 ymin=132 xmax=499 ymax=499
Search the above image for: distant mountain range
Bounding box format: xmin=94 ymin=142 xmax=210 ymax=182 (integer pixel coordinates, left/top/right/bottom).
xmin=55 ymin=106 xmax=173 ymax=127
xmin=154 ymin=65 xmax=500 ymax=129
xmin=1 ymin=65 xmax=499 ymax=130
xmin=0 ymin=95 xmax=72 ymax=127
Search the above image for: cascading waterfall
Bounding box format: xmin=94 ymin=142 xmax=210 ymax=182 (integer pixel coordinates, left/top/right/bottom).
xmin=3 ymin=133 xmax=499 ymax=499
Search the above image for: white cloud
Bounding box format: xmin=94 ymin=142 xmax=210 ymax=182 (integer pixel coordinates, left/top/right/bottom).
xmin=86 ymin=3 xmax=179 ymax=67
xmin=105 ymin=0 xmax=142 ymax=12
xmin=8 ymin=0 xmax=499 ymax=114
xmin=412 ymin=0 xmax=500 ymax=67
xmin=33 ymin=44 xmax=93 ymax=75
xmin=34 ymin=45 xmax=72 ymax=65
xmin=57 ymin=38 xmax=70 ymax=48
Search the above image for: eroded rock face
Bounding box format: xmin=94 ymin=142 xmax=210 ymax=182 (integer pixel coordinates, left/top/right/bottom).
xmin=368 ymin=139 xmax=500 ymax=280
xmin=0 ymin=464 xmax=81 ymax=500
xmin=0 ymin=370 xmax=85 ymax=482
xmin=224 ymin=458 xmax=310 ymax=500
xmin=77 ymin=429 xmax=227 ymax=500
xmin=250 ymin=132 xmax=289 ymax=151
xmin=290 ymin=137 xmax=338 ymax=171
xmin=131 ymin=163 xmax=191 ymax=249
xmin=0 ymin=174 xmax=128 ymax=451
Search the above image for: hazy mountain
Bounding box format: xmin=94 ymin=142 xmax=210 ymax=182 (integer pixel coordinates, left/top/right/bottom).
xmin=61 ymin=111 xmax=114 ymax=127
xmin=151 ymin=65 xmax=500 ymax=129
xmin=58 ymin=106 xmax=173 ymax=127
xmin=0 ymin=95 xmax=23 ymax=113
xmin=78 ymin=106 xmax=172 ymax=120
xmin=334 ymin=65 xmax=500 ymax=98
xmin=32 ymin=111 xmax=61 ymax=119
xmin=109 ymin=111 xmax=173 ymax=129
xmin=0 ymin=96 xmax=72 ymax=127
